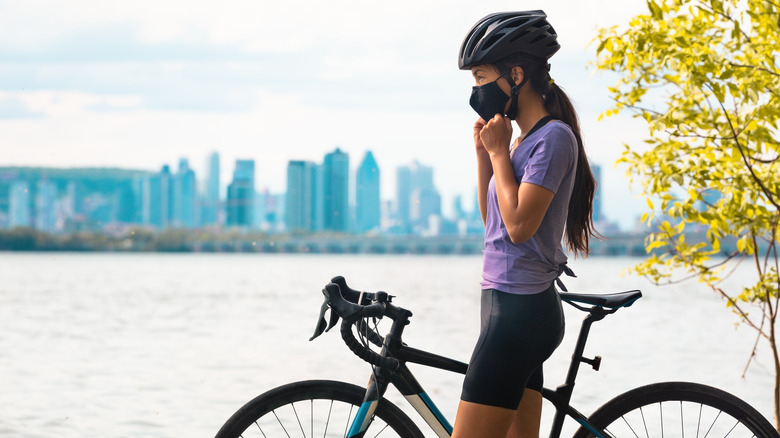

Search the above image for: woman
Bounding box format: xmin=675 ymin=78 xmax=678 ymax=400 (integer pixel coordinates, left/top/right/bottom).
xmin=453 ymin=11 xmax=597 ymax=438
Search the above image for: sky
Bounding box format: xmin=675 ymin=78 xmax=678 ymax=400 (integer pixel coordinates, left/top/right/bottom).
xmin=0 ymin=0 xmax=652 ymax=230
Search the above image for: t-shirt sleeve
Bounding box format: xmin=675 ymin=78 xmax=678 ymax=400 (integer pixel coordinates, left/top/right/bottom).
xmin=520 ymin=124 xmax=577 ymax=194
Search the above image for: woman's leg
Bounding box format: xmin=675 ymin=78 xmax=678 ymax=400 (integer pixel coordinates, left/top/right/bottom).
xmin=507 ymin=389 xmax=543 ymax=438
xmin=451 ymin=389 xmax=542 ymax=438
xmin=451 ymin=400 xmax=516 ymax=438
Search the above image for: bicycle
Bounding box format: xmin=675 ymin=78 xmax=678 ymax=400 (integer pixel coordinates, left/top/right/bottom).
xmin=215 ymin=275 xmax=779 ymax=438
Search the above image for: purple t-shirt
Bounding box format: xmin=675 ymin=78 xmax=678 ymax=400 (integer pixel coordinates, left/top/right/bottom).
xmin=480 ymin=120 xmax=578 ymax=295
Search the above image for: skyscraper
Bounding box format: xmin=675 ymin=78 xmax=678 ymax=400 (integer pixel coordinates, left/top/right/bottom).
xmin=322 ymin=148 xmax=349 ymax=232
xmin=141 ymin=165 xmax=172 ymax=228
xmin=8 ymin=181 xmax=30 ymax=229
xmin=202 ymin=152 xmax=220 ymax=226
xmin=355 ymin=151 xmax=380 ymax=233
xmin=396 ymin=160 xmax=439 ymax=232
xmin=285 ymin=160 xmax=318 ymax=232
xmin=35 ymin=179 xmax=57 ymax=232
xmin=591 ymin=163 xmax=602 ymax=223
xmin=226 ymin=159 xmax=255 ymax=227
xmin=173 ymin=158 xmax=197 ymax=228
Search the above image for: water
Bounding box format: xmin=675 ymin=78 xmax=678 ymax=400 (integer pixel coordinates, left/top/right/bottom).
xmin=0 ymin=253 xmax=774 ymax=437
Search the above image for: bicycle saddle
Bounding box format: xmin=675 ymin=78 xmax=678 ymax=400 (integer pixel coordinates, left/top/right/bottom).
xmin=560 ymin=290 xmax=642 ymax=309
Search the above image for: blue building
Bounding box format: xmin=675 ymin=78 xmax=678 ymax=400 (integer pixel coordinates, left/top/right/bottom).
xmin=285 ymin=160 xmax=319 ymax=232
xmin=139 ymin=165 xmax=172 ymax=229
xmin=323 ymin=148 xmax=349 ymax=232
xmin=226 ymin=159 xmax=255 ymax=228
xmin=35 ymin=180 xmax=58 ymax=232
xmin=591 ymin=163 xmax=603 ymax=223
xmin=396 ymin=160 xmax=440 ymax=233
xmin=201 ymin=152 xmax=220 ymax=226
xmin=172 ymin=158 xmax=197 ymax=228
xmin=8 ymin=181 xmax=30 ymax=229
xmin=355 ymin=151 xmax=380 ymax=233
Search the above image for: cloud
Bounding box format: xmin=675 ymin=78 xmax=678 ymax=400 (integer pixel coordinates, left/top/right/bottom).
xmin=0 ymin=96 xmax=44 ymax=119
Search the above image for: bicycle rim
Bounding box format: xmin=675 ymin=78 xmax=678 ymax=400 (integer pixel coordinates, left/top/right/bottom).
xmin=215 ymin=380 xmax=425 ymax=438
xmin=575 ymin=381 xmax=778 ymax=438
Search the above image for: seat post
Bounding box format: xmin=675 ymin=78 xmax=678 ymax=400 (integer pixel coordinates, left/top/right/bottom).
xmin=548 ymin=308 xmax=607 ymax=437
xmin=565 ymin=307 xmax=606 ymax=385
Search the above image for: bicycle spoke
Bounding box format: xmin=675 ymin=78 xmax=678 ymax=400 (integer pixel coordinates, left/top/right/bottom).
xmin=252 ymin=419 xmax=268 ymax=438
xmin=342 ymin=403 xmax=354 ymax=438
xmin=273 ymin=409 xmax=293 ymax=437
xmin=369 ymin=423 xmax=390 ymax=437
xmin=323 ymin=400 xmax=333 ymax=438
xmin=702 ymin=408 xmax=722 ymax=437
xmin=640 ymin=406 xmax=650 ymax=438
xmin=617 ymin=415 xmax=641 ymax=438
xmin=659 ymin=402 xmax=664 ymax=438
xmin=292 ymin=403 xmax=306 ymax=437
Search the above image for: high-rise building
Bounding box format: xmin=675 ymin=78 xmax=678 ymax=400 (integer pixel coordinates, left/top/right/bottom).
xmin=355 ymin=151 xmax=380 ymax=233
xmin=35 ymin=179 xmax=57 ymax=232
xmin=202 ymin=152 xmax=220 ymax=226
xmin=226 ymin=159 xmax=255 ymax=227
xmin=285 ymin=160 xmax=318 ymax=232
xmin=322 ymin=148 xmax=349 ymax=232
xmin=410 ymin=187 xmax=441 ymax=225
xmin=396 ymin=160 xmax=439 ymax=232
xmin=591 ymin=163 xmax=602 ymax=223
xmin=8 ymin=181 xmax=30 ymax=229
xmin=140 ymin=165 xmax=172 ymax=228
xmin=66 ymin=181 xmax=85 ymax=216
xmin=172 ymin=158 xmax=197 ymax=228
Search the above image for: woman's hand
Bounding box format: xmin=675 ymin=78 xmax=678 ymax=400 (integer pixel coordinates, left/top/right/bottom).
xmin=473 ymin=118 xmax=488 ymax=153
xmin=479 ymin=114 xmax=512 ymax=158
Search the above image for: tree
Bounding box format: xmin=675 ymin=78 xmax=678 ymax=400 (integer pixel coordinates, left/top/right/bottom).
xmin=594 ymin=0 xmax=780 ymax=429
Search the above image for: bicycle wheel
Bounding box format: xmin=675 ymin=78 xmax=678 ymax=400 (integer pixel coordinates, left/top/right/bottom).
xmin=215 ymin=380 xmax=425 ymax=438
xmin=573 ymin=381 xmax=778 ymax=438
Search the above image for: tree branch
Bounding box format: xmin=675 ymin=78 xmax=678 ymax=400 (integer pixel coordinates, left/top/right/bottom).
xmin=743 ymin=314 xmax=767 ymax=378
xmin=728 ymin=62 xmax=780 ymax=77
xmin=705 ymin=83 xmax=780 ymax=209
xmin=661 ymin=230 xmax=769 ymax=337
xmin=694 ymin=2 xmax=753 ymax=43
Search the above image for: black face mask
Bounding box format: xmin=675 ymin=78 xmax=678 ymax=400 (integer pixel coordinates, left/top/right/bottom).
xmin=469 ymin=78 xmax=510 ymax=122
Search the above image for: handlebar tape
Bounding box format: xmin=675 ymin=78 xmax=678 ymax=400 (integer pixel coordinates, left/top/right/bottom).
xmin=341 ymin=318 xmax=400 ymax=371
xmin=323 ymin=282 xmax=400 ymax=370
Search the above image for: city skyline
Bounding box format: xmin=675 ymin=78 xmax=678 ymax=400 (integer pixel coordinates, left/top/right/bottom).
xmin=0 ymin=0 xmax=650 ymax=232
xmin=0 ymin=146 xmax=618 ymax=238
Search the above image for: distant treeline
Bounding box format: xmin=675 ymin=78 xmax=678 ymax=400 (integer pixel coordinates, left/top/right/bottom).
xmin=0 ymin=227 xmax=273 ymax=252
xmin=0 ymin=227 xmax=486 ymax=254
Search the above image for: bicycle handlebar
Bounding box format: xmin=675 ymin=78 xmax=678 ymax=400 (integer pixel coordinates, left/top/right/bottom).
xmin=310 ymin=277 xmax=401 ymax=371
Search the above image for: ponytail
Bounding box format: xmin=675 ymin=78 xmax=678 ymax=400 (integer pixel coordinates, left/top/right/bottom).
xmin=496 ymin=56 xmax=598 ymax=256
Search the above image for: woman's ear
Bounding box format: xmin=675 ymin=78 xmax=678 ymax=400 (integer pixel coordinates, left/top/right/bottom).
xmin=510 ymin=66 xmax=524 ymax=86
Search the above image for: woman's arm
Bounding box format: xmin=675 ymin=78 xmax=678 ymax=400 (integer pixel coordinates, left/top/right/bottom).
xmin=479 ymin=115 xmax=554 ymax=244
xmin=473 ymin=118 xmax=493 ymax=226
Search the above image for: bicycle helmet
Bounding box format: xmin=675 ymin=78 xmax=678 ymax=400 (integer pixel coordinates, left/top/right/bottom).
xmin=458 ymin=10 xmax=560 ymax=70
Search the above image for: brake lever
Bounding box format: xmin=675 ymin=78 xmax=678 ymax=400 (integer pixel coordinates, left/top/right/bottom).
xmin=309 ymin=298 xmax=330 ymax=341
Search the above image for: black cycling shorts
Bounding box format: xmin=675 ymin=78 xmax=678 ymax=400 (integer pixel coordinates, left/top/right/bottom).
xmin=460 ymin=284 xmax=565 ymax=410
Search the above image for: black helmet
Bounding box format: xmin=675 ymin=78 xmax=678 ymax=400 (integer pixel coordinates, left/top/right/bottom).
xmin=458 ymin=10 xmax=560 ymax=70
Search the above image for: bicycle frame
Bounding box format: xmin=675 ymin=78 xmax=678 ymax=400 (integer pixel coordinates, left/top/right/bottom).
xmin=345 ymin=300 xmax=617 ymax=438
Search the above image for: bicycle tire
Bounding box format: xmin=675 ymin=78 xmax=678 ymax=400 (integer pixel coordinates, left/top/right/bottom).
xmin=215 ymin=379 xmax=425 ymax=438
xmin=573 ymin=381 xmax=778 ymax=438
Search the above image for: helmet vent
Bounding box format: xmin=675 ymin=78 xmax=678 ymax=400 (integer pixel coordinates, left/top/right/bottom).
xmin=484 ymin=33 xmax=503 ymax=50
xmin=510 ymin=30 xmax=530 ymax=43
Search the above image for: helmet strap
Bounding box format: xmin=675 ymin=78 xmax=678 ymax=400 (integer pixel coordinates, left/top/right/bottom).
xmin=504 ymin=74 xmax=528 ymax=120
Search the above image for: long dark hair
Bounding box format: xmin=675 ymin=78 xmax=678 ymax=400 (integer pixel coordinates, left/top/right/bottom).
xmin=496 ymin=55 xmax=598 ymax=256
